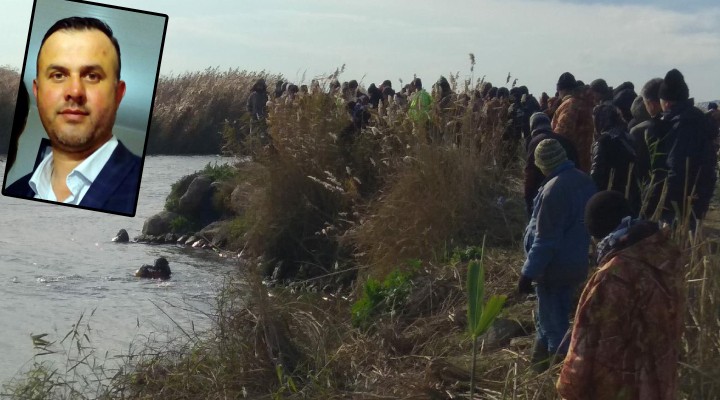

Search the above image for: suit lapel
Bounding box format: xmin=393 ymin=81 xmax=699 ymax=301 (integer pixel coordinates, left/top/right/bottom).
xmin=79 ymin=142 xmax=135 ymax=210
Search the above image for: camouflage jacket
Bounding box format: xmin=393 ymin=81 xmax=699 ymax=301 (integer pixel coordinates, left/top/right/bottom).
xmin=552 ymin=94 xmax=594 ymax=173
xmin=556 ymin=226 xmax=685 ymax=400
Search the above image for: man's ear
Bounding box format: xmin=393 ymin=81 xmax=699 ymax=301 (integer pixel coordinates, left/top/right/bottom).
xmin=32 ymin=79 xmax=38 ymax=100
xmin=115 ymin=80 xmax=126 ymax=108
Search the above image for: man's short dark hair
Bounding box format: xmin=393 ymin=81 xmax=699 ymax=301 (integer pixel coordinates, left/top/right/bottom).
xmin=39 ymin=17 xmax=121 ymax=79
xmin=640 ymin=78 xmax=663 ymax=102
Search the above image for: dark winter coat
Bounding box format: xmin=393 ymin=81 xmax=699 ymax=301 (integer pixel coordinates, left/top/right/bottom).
xmin=644 ymin=99 xmax=717 ymax=220
xmin=247 ymin=90 xmax=269 ymax=121
xmin=590 ymin=126 xmax=639 ymax=212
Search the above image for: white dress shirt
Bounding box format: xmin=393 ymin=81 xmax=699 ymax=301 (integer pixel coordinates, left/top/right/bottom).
xmin=29 ymin=136 xmax=119 ymax=204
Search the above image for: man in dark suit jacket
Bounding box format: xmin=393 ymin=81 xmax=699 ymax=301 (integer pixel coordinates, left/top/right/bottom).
xmin=2 ymin=17 xmax=141 ymax=216
xmin=5 ymin=139 xmax=141 ymax=215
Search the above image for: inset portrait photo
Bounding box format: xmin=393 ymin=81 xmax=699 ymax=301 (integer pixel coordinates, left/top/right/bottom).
xmin=2 ymin=0 xmax=168 ymax=217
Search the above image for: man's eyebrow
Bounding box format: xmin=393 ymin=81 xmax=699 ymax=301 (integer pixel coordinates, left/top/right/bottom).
xmin=45 ymin=64 xmax=69 ymax=73
xmin=44 ymin=64 xmax=107 ymax=73
xmin=80 ymin=65 xmax=107 ymax=74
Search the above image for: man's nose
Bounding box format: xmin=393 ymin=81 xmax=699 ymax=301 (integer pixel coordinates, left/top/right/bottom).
xmin=64 ymin=75 xmax=86 ymax=103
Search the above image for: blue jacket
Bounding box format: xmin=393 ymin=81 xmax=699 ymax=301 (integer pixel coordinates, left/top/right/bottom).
xmin=3 ymin=141 xmax=142 ymax=216
xmin=522 ymin=160 xmax=596 ymax=285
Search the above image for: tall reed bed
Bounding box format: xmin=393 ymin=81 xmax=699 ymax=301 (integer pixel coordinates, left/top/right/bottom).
xmin=148 ymin=67 xmax=279 ymax=154
xmin=0 ymin=66 xmax=21 ymax=154
xmin=678 ymin=216 xmax=720 ymax=398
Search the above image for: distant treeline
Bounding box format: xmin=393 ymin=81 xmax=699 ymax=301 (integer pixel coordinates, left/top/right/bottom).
xmin=0 ymin=66 xmax=276 ymax=156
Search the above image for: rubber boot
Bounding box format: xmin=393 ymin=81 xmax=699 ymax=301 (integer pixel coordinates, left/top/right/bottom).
xmin=530 ymin=338 xmax=550 ymax=373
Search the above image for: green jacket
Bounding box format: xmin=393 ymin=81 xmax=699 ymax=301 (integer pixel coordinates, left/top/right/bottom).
xmin=409 ymin=89 xmax=432 ymax=123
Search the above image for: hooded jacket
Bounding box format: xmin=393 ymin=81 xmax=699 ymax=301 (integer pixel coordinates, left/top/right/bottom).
xmin=590 ymin=105 xmax=639 ymax=212
xmin=552 ymin=92 xmax=594 ymax=172
xmin=557 ymin=222 xmax=684 ymax=400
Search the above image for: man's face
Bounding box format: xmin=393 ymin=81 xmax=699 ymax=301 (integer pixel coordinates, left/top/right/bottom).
xmin=643 ymin=99 xmax=662 ymax=117
xmin=34 ymin=29 xmax=125 ymax=155
xmin=660 ymin=99 xmax=671 ymax=113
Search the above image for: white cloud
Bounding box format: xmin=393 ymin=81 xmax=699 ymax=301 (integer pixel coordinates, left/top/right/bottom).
xmin=3 ymin=0 xmax=719 ymax=100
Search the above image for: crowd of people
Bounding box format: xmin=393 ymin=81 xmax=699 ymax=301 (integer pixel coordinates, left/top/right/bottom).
xmin=248 ymin=67 xmax=718 ymax=225
xmin=520 ymin=68 xmax=716 ymax=400
xmin=247 ymin=68 xmax=718 ymax=398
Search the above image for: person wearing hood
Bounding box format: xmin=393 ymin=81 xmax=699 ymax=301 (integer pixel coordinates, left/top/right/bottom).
xmin=557 ymin=191 xmax=684 ymax=400
xmin=551 ymin=72 xmax=594 ymax=172
xmin=247 ymin=78 xmax=268 ymax=121
xmin=246 ymin=78 xmax=269 ymax=145
xmin=612 ymin=81 xmax=637 ymax=124
xmin=500 ymin=87 xmax=525 ymax=166
xmin=589 ymin=79 xmax=613 ymax=107
xmin=367 ymin=83 xmax=382 ymax=109
xmin=519 ymin=138 xmax=596 ymax=372
xmin=590 ymin=104 xmax=640 ymax=213
xmin=408 ymin=77 xmax=433 ymax=125
xmin=519 ymin=86 xmax=541 ymax=140
xmin=524 ymin=113 xmax=579 ymax=216
xmin=627 ymin=95 xmax=651 ymax=130
xmin=274 ymin=80 xmax=285 ymax=99
xmin=436 ymin=76 xmax=455 ymax=111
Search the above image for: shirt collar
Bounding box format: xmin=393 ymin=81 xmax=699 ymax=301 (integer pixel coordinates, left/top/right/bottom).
xmin=27 ymin=136 xmax=119 ymax=203
xmin=72 ymin=136 xmax=119 ymax=183
xmin=28 ymin=149 xmax=54 ymax=200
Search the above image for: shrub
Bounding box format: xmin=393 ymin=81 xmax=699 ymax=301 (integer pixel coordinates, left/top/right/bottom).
xmin=351 ymin=260 xmax=421 ymax=329
xmin=201 ymin=161 xmax=237 ymax=182
xmin=350 ymin=141 xmax=525 ymax=278
xmin=164 ymin=173 xmax=196 ymax=213
xmin=170 ymin=215 xmax=194 ymax=234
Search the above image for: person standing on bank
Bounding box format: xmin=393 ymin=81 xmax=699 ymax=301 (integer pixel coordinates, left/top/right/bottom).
xmin=518 ymin=138 xmax=596 ymax=372
xmin=643 ymin=69 xmax=717 ymax=225
xmin=557 ymin=190 xmax=684 ymax=400
xmin=3 ymin=17 xmax=140 ymax=215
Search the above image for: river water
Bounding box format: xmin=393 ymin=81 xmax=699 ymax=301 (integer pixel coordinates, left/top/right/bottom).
xmin=0 ymin=155 xmax=238 ymax=384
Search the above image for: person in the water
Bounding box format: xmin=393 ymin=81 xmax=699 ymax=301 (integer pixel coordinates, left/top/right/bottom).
xmin=135 ymin=257 xmax=171 ymax=279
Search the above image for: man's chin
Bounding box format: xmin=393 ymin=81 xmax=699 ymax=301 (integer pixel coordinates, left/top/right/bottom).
xmin=51 ymin=133 xmax=96 ymax=153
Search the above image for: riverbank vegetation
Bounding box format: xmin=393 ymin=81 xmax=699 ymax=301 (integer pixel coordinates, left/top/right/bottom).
xmin=0 ymin=66 xmax=20 ymax=155
xmin=3 ymin=66 xmax=720 ymax=399
xmin=147 ymin=67 xmax=281 ymax=155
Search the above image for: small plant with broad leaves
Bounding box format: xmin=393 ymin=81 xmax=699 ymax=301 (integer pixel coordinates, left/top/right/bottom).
xmin=466 ymin=237 xmax=506 ymax=399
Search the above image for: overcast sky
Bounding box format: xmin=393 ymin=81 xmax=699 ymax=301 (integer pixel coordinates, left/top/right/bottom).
xmin=3 ymin=0 xmax=719 ymax=101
